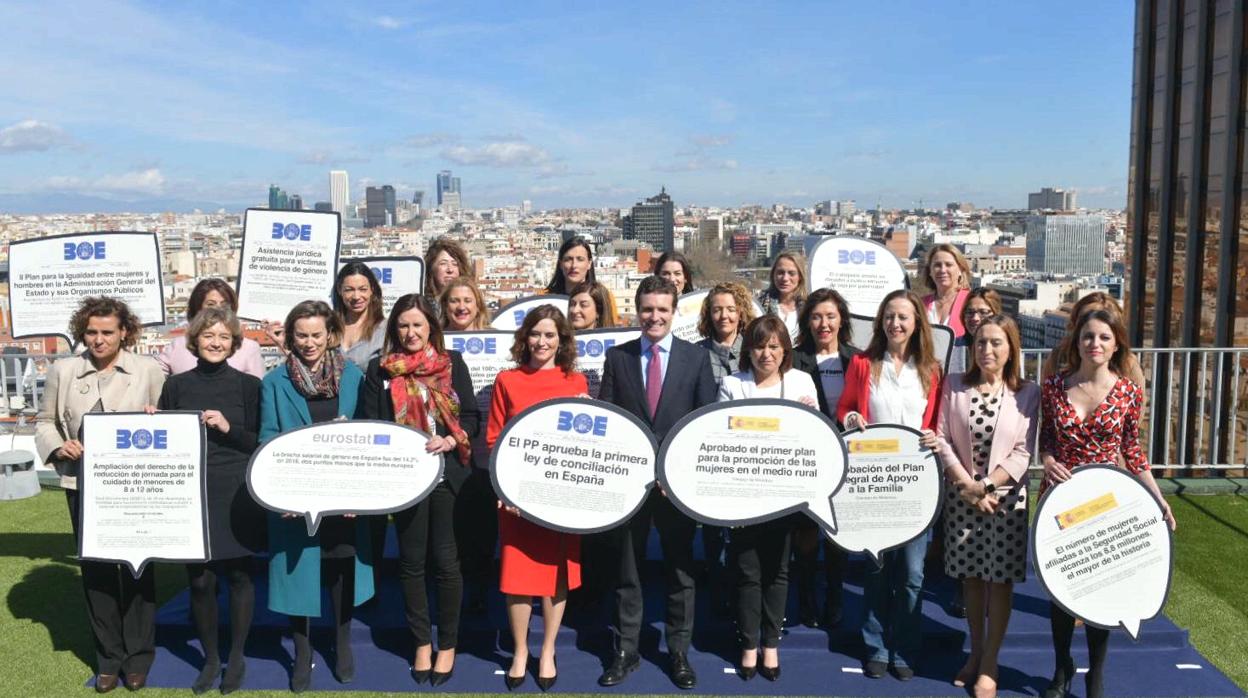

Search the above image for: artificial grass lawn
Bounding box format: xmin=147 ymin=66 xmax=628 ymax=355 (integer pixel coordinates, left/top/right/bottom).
xmin=2 ymin=487 xmax=1246 ymax=697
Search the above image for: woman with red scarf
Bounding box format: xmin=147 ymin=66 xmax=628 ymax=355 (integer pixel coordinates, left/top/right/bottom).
xmin=359 ymin=294 xmax=479 ymax=686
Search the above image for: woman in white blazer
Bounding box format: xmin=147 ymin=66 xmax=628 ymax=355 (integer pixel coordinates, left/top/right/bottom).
xmin=36 ymin=296 xmax=165 ymax=693
xmin=718 ymin=315 xmax=816 ymax=682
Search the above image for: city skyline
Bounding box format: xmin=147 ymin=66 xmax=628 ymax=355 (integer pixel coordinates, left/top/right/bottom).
xmin=0 ymin=1 xmax=1133 ymax=213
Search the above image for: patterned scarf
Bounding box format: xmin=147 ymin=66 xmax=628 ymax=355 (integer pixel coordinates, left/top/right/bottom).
xmin=381 ymin=348 xmax=471 ymax=464
xmin=286 ymin=349 xmax=346 ymax=399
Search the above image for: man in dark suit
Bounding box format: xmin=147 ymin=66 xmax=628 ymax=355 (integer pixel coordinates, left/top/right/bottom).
xmin=596 ymin=276 xmax=718 ymax=690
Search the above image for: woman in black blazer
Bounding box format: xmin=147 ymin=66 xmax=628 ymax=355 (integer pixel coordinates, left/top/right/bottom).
xmin=358 ymin=293 xmax=480 ymax=686
xmin=790 ymin=288 xmax=860 ymax=628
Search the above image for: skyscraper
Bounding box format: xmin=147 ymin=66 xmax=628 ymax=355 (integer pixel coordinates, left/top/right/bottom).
xmin=364 ymin=185 xmax=395 ymax=228
xmin=329 ymin=170 xmax=350 ymax=214
xmin=289 ymin=194 xmax=303 ymax=211
xmin=1125 ymin=0 xmax=1246 ymax=463
xmin=621 ymin=187 xmax=675 ymax=253
xmin=267 ymin=184 xmax=288 ymax=210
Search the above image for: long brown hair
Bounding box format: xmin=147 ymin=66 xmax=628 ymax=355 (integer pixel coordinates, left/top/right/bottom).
xmin=963 ymin=314 xmax=1024 ymax=392
xmin=385 ymin=293 xmax=446 ymax=355
xmin=1042 ymin=292 xmax=1144 ymax=387
xmin=334 ymin=262 xmax=386 ymax=340
xmin=764 ymin=251 xmax=807 ymax=304
xmin=1061 ymin=308 xmax=1134 ymax=378
xmin=864 ymin=289 xmax=940 ymax=389
xmin=567 ymin=281 xmax=619 ymax=329
xmin=509 ymin=304 xmax=578 ymax=374
xmin=423 ymin=237 xmax=473 ymax=296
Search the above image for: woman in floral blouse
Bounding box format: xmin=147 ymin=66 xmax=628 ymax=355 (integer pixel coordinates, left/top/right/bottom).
xmin=1038 ymin=306 xmax=1174 ymax=698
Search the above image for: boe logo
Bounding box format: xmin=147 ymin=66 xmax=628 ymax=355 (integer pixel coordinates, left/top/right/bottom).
xmin=451 ymin=337 xmax=497 ymax=355
xmin=556 ymin=410 xmax=608 ymax=436
xmin=575 ymin=338 xmax=615 ymax=357
xmin=63 ymin=241 xmax=106 ymax=261
xmin=513 ymin=309 xmax=529 ymax=325
xmin=837 ymin=249 xmax=876 ymax=265
xmin=115 ymin=429 xmax=168 ymax=450
xmin=370 ymin=266 xmax=393 ymax=283
xmin=271 ymin=222 xmax=313 ymax=241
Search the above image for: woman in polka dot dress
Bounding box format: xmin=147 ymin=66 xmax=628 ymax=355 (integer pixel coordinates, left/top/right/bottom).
xmin=935 ymin=315 xmax=1039 ymax=698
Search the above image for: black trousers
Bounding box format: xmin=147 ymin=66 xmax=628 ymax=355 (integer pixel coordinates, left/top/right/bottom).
xmin=66 ymin=489 xmax=157 ymax=676
xmin=394 ymin=481 xmax=462 ymax=649
xmin=731 ymin=518 xmax=792 ymax=649
xmin=455 ymin=468 xmax=498 ymax=594
xmin=611 ymin=491 xmax=697 ymax=655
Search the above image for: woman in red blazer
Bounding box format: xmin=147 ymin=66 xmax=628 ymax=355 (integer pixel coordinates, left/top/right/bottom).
xmin=935 ymin=315 xmax=1039 ymax=698
xmin=836 ymin=289 xmax=941 ymax=681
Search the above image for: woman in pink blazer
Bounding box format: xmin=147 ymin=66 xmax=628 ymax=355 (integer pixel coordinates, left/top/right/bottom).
xmin=920 ymin=243 xmax=972 ymax=337
xmin=935 ymin=315 xmax=1038 ymax=698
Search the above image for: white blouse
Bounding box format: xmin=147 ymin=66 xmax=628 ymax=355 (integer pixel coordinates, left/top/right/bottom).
xmin=867 ymin=357 xmax=928 ymax=429
xmin=719 ymin=369 xmax=818 ymax=404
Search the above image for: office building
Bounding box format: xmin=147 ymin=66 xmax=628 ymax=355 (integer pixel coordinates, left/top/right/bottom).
xmin=329 ymin=170 xmax=350 ymax=214
xmin=437 ymin=170 xmax=462 ymax=207
xmin=698 ymin=216 xmax=725 ymax=245
xmin=267 ymin=185 xmax=288 ymax=210
xmin=288 ymin=194 xmax=303 ymax=211
xmin=365 ymin=185 xmax=395 ymax=228
xmin=1028 ymin=187 xmax=1077 ymax=210
xmin=314 ymin=201 xmax=333 ymax=213
xmin=621 ymin=187 xmax=675 ymax=253
xmin=1025 ymin=214 xmax=1107 ymax=275
xmin=1125 ymin=0 xmax=1248 ymax=463
xmin=412 ymin=191 xmax=424 ymax=217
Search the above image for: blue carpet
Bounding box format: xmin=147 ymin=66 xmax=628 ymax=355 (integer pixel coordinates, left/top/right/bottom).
xmin=138 ymin=528 xmax=1243 ymax=696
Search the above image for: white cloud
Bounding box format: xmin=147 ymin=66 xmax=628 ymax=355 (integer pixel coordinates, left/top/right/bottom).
xmin=0 ymin=119 xmax=73 ymax=154
xmin=44 ymin=168 xmax=166 ymax=196
xmin=372 ymin=15 xmax=407 ymax=30
xmin=442 ymin=140 xmax=551 ymax=167
xmin=653 ymin=157 xmax=738 ymax=173
xmin=690 ymin=134 xmax=733 ymax=148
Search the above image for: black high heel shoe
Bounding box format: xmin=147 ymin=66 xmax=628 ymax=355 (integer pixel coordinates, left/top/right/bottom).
xmin=1041 ymin=657 xmax=1075 ymax=698
xmin=505 ymin=657 xmax=529 ymax=691
xmin=536 ymin=656 xmax=558 ymax=692
xmin=759 ymin=664 xmax=781 ymax=681
xmin=410 ymin=666 xmax=431 ymax=685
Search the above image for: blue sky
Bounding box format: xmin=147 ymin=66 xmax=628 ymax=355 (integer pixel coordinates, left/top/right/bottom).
xmin=0 ymin=0 xmax=1135 ymax=212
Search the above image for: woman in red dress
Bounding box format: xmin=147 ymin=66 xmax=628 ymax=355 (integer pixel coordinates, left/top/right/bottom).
xmin=1039 ymin=307 xmax=1174 ymax=698
xmin=487 ymin=305 xmax=588 ymax=691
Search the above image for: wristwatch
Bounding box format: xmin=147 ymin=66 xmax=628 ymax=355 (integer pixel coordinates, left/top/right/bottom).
xmin=982 ymin=480 xmax=997 ymax=495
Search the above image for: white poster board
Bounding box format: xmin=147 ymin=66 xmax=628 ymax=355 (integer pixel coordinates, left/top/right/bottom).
xmin=9 ymin=231 xmax=165 ymax=343
xmin=236 ymin=208 xmax=341 ymax=322
xmin=1032 ymin=465 xmax=1173 ymax=640
xmin=490 ymin=397 xmax=657 ymax=533
xmin=247 ymin=420 xmax=442 ymax=536
xmin=808 ymin=236 xmax=908 ymax=318
xmin=339 ymin=256 xmax=425 ymax=315
xmin=671 ymin=289 xmax=765 ymax=344
xmin=575 ymin=327 xmax=642 ymax=398
xmin=828 ymin=423 xmax=942 ymax=564
xmin=447 ymin=330 xmax=517 ymax=415
xmin=658 ymin=399 xmax=847 ymax=534
xmin=849 ymin=314 xmax=955 ymax=375
xmin=491 ymin=295 xmax=569 ymax=331
xmin=79 ymin=412 xmax=207 ymax=576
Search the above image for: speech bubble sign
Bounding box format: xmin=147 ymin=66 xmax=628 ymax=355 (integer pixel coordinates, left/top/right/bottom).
xmin=574 ymin=327 xmax=642 ymax=398
xmin=1032 ymin=465 xmax=1173 ymax=640
xmin=247 ymin=420 xmax=443 ymax=536
xmin=79 ymin=411 xmax=207 ymax=577
xmin=9 ymin=231 xmax=166 ymax=343
xmin=447 ymin=330 xmax=517 ymax=414
xmin=236 ymin=208 xmax=342 ymax=322
xmin=828 ymin=423 xmax=942 ymax=565
xmin=657 ymin=399 xmax=847 ymax=534
xmin=849 ymin=314 xmax=955 ymax=376
xmin=491 ymin=295 xmax=570 ymax=331
xmin=808 ymin=235 xmax=909 ymax=318
xmin=491 ymin=397 xmax=657 ymax=533
xmin=339 ymin=256 xmax=425 ymax=315
xmin=670 ymin=290 xmax=766 ymax=344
